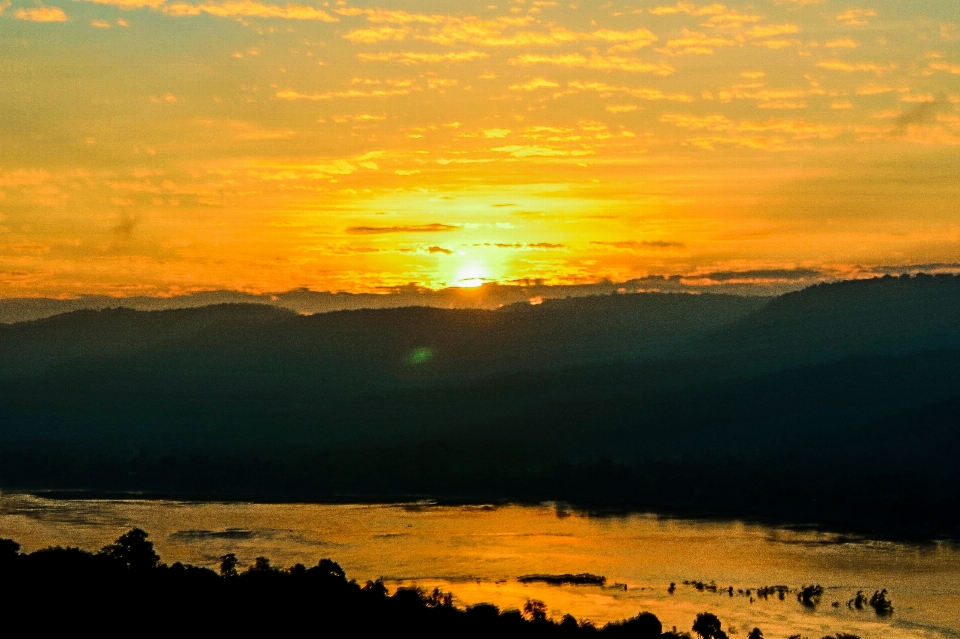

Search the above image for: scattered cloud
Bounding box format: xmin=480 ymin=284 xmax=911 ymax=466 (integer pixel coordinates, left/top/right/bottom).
xmin=164 ymin=1 xmax=337 ymax=20
xmin=592 ymin=240 xmax=685 ymax=249
xmin=343 ymin=26 xmax=410 ymax=43
xmin=817 ymin=60 xmax=894 ymax=74
xmin=512 ymin=53 xmax=674 ymax=75
xmin=276 ymin=88 xmax=413 ymax=100
xmin=509 ymin=78 xmax=561 ymax=91
xmin=835 ymin=9 xmax=877 ymax=26
xmin=928 ymin=61 xmax=960 ymax=75
xmin=346 ymin=224 xmax=460 ymax=234
xmin=15 ymin=6 xmax=67 ymax=21
xmin=491 ymin=145 xmax=594 ymax=157
xmin=80 ymin=0 xmax=165 ymax=7
xmin=112 ymin=212 xmax=141 ymax=238
xmin=568 ymin=81 xmax=693 ymax=102
xmin=747 ymin=23 xmax=799 ymax=39
xmin=357 ymin=51 xmax=488 ymax=64
xmin=648 ymin=2 xmax=726 ymax=17
xmin=658 ymin=29 xmax=741 ymax=55
xmin=825 ymin=38 xmax=858 ymax=48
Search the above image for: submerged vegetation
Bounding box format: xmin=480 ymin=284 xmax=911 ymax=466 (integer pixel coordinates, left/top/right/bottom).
xmin=0 ymin=527 xmax=885 ymax=637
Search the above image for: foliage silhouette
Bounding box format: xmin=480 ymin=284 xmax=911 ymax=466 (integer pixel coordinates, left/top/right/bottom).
xmin=0 ymin=528 xmax=884 ymax=637
xmin=98 ymin=527 xmax=160 ymax=570
xmin=692 ymin=612 xmax=727 ymax=639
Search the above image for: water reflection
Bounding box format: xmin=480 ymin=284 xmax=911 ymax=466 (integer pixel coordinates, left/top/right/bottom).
xmin=0 ymin=492 xmax=957 ymax=638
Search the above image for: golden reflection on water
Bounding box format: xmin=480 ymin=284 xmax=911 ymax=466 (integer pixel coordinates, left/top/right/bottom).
xmin=0 ymin=493 xmax=957 ymax=639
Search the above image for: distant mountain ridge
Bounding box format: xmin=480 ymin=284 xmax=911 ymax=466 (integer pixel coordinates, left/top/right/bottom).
xmin=2 ymin=274 xmax=960 ymax=537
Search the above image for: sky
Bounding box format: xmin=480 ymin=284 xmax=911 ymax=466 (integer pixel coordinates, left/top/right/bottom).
xmin=1 ymin=0 xmax=959 ymax=297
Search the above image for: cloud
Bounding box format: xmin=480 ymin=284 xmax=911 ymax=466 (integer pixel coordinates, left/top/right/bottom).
xmin=0 ymin=170 xmax=51 ymax=186
xmin=80 ymin=0 xmax=164 ymax=7
xmin=567 ymin=81 xmax=693 ymax=102
xmin=84 ymin=0 xmax=166 ymax=9
xmin=892 ymin=99 xmax=943 ymax=134
xmin=691 ymin=268 xmax=822 ymax=281
xmin=856 ymin=84 xmax=893 ymax=95
xmin=15 ymin=6 xmax=67 ymax=21
xmin=276 ymin=88 xmax=413 ymax=100
xmin=592 ymin=240 xmax=685 ymax=249
xmin=163 ymin=1 xmax=338 ymax=21
xmin=112 ymin=212 xmax=141 ymax=238
xmin=747 ymin=23 xmax=799 ymax=39
xmin=512 ymin=53 xmax=674 ymax=75
xmin=825 ymin=38 xmax=858 ymax=48
xmin=357 ymin=51 xmax=488 ymax=64
xmin=816 ymin=60 xmax=894 ymax=74
xmin=0 ymin=0 xmax=11 ymax=13
xmin=717 ymin=85 xmax=825 ymax=106
xmin=648 ymin=2 xmax=726 ymax=17
xmin=491 ymin=145 xmax=594 ymax=158
xmin=365 ymin=12 xmax=658 ymax=52
xmin=835 ymin=9 xmax=877 ymax=26
xmin=343 ymin=26 xmax=410 ymax=43
xmin=661 ymin=113 xmax=843 ymax=148
xmin=494 ymin=243 xmax=565 ymax=249
xmin=346 ymin=224 xmax=460 ymax=234
xmin=483 ymin=129 xmax=512 ymax=138
xmin=928 ymin=61 xmax=960 ymax=75
xmin=509 ymin=78 xmax=560 ymax=90
xmin=658 ymin=29 xmax=741 ymax=55
xmin=428 ymin=246 xmax=453 ymax=254
xmin=335 ymin=7 xmax=447 ymax=25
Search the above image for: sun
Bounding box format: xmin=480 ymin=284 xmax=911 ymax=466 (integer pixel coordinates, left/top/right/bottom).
xmin=455 ymin=264 xmax=489 ymax=288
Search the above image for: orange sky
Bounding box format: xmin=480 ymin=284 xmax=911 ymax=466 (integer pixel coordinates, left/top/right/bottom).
xmin=1 ymin=0 xmax=959 ymax=296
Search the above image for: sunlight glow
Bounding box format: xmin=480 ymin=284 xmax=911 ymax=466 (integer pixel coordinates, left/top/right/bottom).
xmin=455 ymin=264 xmax=490 ymax=288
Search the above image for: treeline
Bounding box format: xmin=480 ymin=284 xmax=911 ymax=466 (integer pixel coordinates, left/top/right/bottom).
xmin=0 ymin=528 xmax=856 ymax=639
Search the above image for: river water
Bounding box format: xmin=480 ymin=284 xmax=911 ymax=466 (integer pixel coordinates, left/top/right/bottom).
xmin=0 ymin=493 xmax=956 ymax=638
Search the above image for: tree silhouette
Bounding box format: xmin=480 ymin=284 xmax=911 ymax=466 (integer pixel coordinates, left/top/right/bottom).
xmin=693 ymin=612 xmax=727 ymax=639
xmin=523 ymin=599 xmax=548 ymax=623
xmin=747 ymin=628 xmax=764 ymax=639
xmin=869 ymin=589 xmax=893 ymax=615
xmin=247 ymin=556 xmax=275 ymax=573
xmin=219 ymin=553 xmax=238 ymax=577
xmin=363 ymin=578 xmax=388 ymax=597
xmin=99 ymin=528 xmax=160 ymax=570
xmin=0 ymin=538 xmax=20 ymax=562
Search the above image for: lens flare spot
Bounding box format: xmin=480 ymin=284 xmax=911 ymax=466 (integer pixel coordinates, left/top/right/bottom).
xmin=407 ymin=347 xmax=434 ymax=365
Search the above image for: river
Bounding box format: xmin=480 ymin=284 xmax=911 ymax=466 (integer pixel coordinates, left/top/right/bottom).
xmin=0 ymin=493 xmax=956 ymax=638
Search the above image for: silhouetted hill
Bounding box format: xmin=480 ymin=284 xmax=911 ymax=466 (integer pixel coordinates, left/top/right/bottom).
xmin=690 ymin=273 xmax=960 ymax=371
xmin=2 ymin=276 xmax=960 ymax=537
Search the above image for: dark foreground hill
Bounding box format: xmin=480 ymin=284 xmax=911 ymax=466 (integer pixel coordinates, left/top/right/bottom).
xmin=0 ymin=527 xmax=870 ymax=638
xmin=2 ymin=274 xmax=960 ymax=537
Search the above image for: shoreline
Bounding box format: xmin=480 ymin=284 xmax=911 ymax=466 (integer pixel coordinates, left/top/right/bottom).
xmin=11 ymin=488 xmax=959 ymax=546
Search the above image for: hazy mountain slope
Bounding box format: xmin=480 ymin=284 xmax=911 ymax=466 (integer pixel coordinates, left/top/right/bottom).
xmin=2 ymin=276 xmax=960 ymax=534
xmin=687 ymin=273 xmax=960 ymax=372
xmin=0 ymin=292 xmax=764 ymax=383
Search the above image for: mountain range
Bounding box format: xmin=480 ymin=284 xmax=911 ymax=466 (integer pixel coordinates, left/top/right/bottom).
xmin=2 ymin=273 xmax=959 ymax=537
